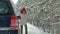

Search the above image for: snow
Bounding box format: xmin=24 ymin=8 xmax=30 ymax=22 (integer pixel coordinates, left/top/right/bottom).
xmin=11 ymin=0 xmax=18 ymax=4
xmin=23 ymin=23 xmax=50 ymax=34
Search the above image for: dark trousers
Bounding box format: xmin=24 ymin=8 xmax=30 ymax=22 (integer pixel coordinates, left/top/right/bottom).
xmin=21 ymin=25 xmax=28 ymax=34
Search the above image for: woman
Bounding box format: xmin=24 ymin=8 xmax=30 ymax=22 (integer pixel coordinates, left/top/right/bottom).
xmin=20 ymin=7 xmax=28 ymax=34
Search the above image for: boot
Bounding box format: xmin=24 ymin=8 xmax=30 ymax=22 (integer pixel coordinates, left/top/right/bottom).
xmin=25 ymin=25 xmax=28 ymax=34
xmin=21 ymin=25 xmax=23 ymax=34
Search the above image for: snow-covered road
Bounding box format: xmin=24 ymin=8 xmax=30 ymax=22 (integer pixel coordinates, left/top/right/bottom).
xmin=22 ymin=23 xmax=50 ymax=34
